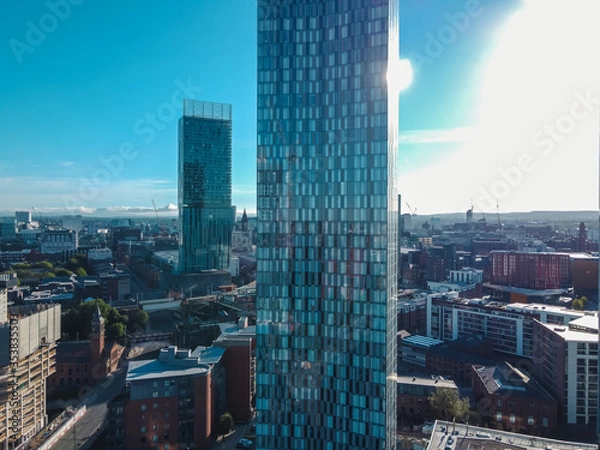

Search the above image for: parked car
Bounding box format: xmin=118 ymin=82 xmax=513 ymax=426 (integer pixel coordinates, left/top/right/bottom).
xmin=237 ymin=438 xmax=253 ymax=449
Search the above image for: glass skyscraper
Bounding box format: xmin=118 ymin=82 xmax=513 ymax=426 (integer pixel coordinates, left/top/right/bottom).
xmin=256 ymin=1 xmax=399 ymax=449
xmin=178 ymin=99 xmax=234 ymax=273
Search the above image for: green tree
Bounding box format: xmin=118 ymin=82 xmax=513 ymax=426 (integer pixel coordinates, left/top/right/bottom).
xmin=62 ymin=299 xmax=128 ymax=341
xmin=32 ymin=261 xmax=53 ymax=270
xmin=107 ymin=322 xmax=126 ymax=340
xmin=75 ymin=267 xmax=88 ymax=277
xmin=573 ymin=296 xmax=588 ymax=310
xmin=428 ymin=388 xmax=470 ymax=422
xmin=54 ymin=268 xmax=73 ymax=277
xmin=217 ymin=412 xmax=233 ymax=436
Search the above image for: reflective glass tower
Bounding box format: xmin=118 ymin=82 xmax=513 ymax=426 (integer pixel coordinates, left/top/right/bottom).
xmin=256 ymin=1 xmax=399 ymax=449
xmin=178 ymin=99 xmax=234 ymax=273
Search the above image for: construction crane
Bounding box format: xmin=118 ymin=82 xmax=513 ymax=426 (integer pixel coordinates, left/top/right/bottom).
xmin=496 ymin=198 xmax=502 ymax=230
xmin=405 ymin=202 xmax=417 ymax=229
xmin=151 ymin=199 xmax=166 ymax=235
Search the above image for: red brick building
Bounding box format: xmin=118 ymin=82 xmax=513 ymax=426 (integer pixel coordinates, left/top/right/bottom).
xmin=48 ymin=306 xmax=123 ymax=392
xmin=490 ymin=251 xmax=571 ymax=290
xmin=392 ymin=374 xmax=459 ymax=424
xmin=123 ymin=346 xmax=214 ymax=450
xmin=472 ymin=361 xmax=557 ymax=435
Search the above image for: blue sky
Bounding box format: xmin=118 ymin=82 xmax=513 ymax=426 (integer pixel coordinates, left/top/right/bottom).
xmin=1 ymin=1 xmax=598 ymax=215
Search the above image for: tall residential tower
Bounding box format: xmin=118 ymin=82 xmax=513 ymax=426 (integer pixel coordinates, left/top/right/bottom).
xmin=256 ymin=1 xmax=399 ymax=448
xmin=178 ymin=99 xmax=234 ymax=274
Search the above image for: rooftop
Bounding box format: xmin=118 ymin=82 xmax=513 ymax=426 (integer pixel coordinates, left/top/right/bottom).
xmin=391 ymin=375 xmax=457 ymax=390
xmin=126 ymin=345 xmax=211 ymax=382
xmin=472 ymin=361 xmax=554 ymax=400
xmin=427 ymin=420 xmax=595 ymax=450
xmin=537 ymin=320 xmax=598 ymax=342
xmin=401 ymin=335 xmax=443 ymax=349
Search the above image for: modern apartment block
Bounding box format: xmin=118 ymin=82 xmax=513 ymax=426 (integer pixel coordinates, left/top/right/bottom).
xmin=0 ymin=297 xmax=60 ymax=449
xmin=178 ymin=99 xmax=234 ymax=274
xmin=490 ymin=251 xmax=571 ymax=289
xmin=533 ymin=316 xmax=598 ymax=427
xmin=256 ymin=1 xmax=399 ymax=448
xmin=426 ymin=292 xmax=586 ymax=358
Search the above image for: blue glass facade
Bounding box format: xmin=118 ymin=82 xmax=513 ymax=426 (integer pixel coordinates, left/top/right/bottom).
xmin=178 ymin=100 xmax=234 ymax=273
xmin=256 ymin=1 xmax=398 ymax=449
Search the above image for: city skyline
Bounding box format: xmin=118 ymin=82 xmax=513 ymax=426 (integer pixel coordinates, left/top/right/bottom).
xmin=3 ymin=1 xmax=598 ymax=215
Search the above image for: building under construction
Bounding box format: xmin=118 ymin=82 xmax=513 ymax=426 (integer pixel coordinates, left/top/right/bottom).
xmin=0 ymin=295 xmax=60 ymax=450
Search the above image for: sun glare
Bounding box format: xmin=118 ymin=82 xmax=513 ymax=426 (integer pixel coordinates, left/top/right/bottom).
xmin=478 ymin=0 xmax=600 ymax=127
xmin=388 ymin=58 xmax=413 ymax=95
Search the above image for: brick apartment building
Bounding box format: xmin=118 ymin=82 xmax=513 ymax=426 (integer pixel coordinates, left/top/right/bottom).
xmin=490 ymin=251 xmax=571 ymax=290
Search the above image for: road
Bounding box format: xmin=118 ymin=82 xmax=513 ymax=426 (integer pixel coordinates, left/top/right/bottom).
xmin=49 ymin=367 xmax=127 ymax=450
xmin=213 ymin=421 xmax=256 ymax=450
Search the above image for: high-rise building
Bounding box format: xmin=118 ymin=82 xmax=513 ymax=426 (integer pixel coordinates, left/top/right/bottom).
xmin=0 ymin=300 xmax=60 ymax=449
xmin=178 ymin=99 xmax=234 ymax=274
xmin=256 ymin=1 xmax=399 ymax=448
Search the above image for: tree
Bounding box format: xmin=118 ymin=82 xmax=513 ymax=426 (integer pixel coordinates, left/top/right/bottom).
xmin=32 ymin=261 xmax=53 ymax=270
xmin=62 ymin=299 xmax=128 ymax=341
xmin=428 ymin=388 xmax=470 ymax=422
xmin=573 ymin=296 xmax=588 ymax=310
xmin=54 ymin=268 xmax=73 ymax=277
xmin=217 ymin=412 xmax=233 ymax=436
xmin=128 ymin=309 xmax=149 ymax=333
xmin=107 ymin=322 xmax=126 ymax=340
xmin=75 ymin=267 xmax=88 ymax=277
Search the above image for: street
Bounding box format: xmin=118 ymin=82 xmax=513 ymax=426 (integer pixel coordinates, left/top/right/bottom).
xmin=49 ymin=367 xmax=127 ymax=450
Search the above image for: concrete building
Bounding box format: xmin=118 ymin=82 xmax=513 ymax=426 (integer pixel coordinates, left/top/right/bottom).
xmin=255 ymin=0 xmax=399 ymax=448
xmin=15 ymin=211 xmax=31 ymax=226
xmin=178 ymin=99 xmax=234 ymax=274
xmin=0 ymin=218 xmax=17 ymax=240
xmin=425 ymin=420 xmax=595 ymax=450
xmin=427 ymin=293 xmax=586 ymax=358
xmin=0 ymin=300 xmax=60 ymax=449
xmin=100 ymin=271 xmax=131 ymax=303
xmin=40 ymin=228 xmax=78 ymax=259
xmin=533 ymin=315 xmax=598 ymax=429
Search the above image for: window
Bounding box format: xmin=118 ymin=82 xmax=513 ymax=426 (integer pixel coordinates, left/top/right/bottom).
xmin=528 ymin=416 xmax=534 ymax=425
xmin=152 ymin=435 xmax=158 ymax=442
xmin=542 ymin=417 xmax=549 ymax=427
xmin=509 ymin=414 xmax=516 ymax=424
xmin=496 ymin=412 xmax=502 ymax=421
xmin=141 ymin=404 xmax=147 ymax=411
xmin=141 ymin=426 xmax=146 ymax=433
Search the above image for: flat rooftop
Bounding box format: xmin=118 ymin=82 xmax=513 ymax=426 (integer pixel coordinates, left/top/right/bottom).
xmin=427 ymin=420 xmax=595 ymax=450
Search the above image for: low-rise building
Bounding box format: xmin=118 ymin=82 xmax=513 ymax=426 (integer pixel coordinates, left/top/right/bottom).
xmin=472 ymin=361 xmax=557 ymax=434
xmin=391 ymin=375 xmax=458 ymax=424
